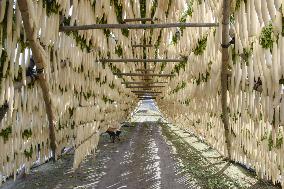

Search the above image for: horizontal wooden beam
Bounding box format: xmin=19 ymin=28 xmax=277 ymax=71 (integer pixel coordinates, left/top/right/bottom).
xmin=122 ymin=81 xmax=167 ymax=85
xmin=114 ymin=73 xmax=175 ymax=77
xmin=126 ymin=85 xmax=165 ymax=89
xmin=132 ymin=44 xmax=153 ymax=48
xmin=100 ymin=59 xmax=184 ymax=63
xmin=137 ymin=94 xmax=158 ymax=98
xmin=123 ymin=18 xmax=153 ymax=22
xmin=139 ymin=98 xmax=156 ymax=100
xmin=60 ymin=22 xmax=219 ymax=32
xmin=131 ymin=91 xmax=162 ymax=94
xmin=137 ymin=94 xmax=159 ymax=97
xmin=136 ymin=69 xmax=155 ymax=72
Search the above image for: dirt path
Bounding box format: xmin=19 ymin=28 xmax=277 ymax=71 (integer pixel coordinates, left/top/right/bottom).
xmin=2 ymin=122 xmax=191 ymax=189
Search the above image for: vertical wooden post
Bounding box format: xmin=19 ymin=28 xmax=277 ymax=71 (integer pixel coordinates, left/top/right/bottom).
xmin=221 ymin=0 xmax=232 ymax=159
xmin=17 ymin=0 xmax=57 ymax=159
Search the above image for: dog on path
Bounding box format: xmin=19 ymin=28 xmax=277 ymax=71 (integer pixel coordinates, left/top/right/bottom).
xmin=106 ymin=128 xmax=121 ymax=143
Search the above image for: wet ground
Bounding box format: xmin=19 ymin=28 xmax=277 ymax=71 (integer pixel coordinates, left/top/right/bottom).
xmin=1 ymin=121 xmax=279 ymax=189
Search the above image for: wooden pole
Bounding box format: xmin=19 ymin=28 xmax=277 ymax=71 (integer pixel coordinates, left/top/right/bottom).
xmin=221 ymin=0 xmax=232 ymax=160
xmin=100 ymin=58 xmax=184 ymax=63
xmin=132 ymin=44 xmax=153 ymax=47
xmin=137 ymin=94 xmax=159 ymax=97
xmin=139 ymin=98 xmax=156 ymax=100
xmin=124 ymin=18 xmax=154 ymax=22
xmin=114 ymin=73 xmax=175 ymax=77
xmin=136 ymin=69 xmax=155 ymax=72
xmin=126 ymin=85 xmax=165 ymax=89
xmin=131 ymin=91 xmax=162 ymax=94
xmin=122 ymin=81 xmax=167 ymax=84
xmin=60 ymin=22 xmax=219 ymax=32
xmin=18 ymin=0 xmax=57 ymax=159
xmin=138 ymin=94 xmax=157 ymax=97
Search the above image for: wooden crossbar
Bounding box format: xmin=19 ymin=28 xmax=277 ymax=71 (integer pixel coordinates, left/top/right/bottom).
xmin=136 ymin=69 xmax=155 ymax=72
xmin=100 ymin=58 xmax=183 ymax=62
xmin=123 ymin=18 xmax=153 ymax=22
xmin=126 ymin=85 xmax=165 ymax=89
xmin=132 ymin=44 xmax=153 ymax=47
xmin=60 ymin=23 xmax=219 ymax=32
xmin=139 ymin=98 xmax=156 ymax=100
xmin=131 ymin=91 xmax=162 ymax=93
xmin=122 ymin=81 xmax=167 ymax=84
xmin=114 ymin=73 xmax=174 ymax=77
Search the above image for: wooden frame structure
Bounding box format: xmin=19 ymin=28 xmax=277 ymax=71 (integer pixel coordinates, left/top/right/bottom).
xmin=60 ymin=22 xmax=219 ymax=32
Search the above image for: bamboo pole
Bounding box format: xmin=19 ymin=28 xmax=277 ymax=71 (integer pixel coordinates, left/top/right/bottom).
xmin=60 ymin=22 xmax=219 ymax=32
xmin=123 ymin=18 xmax=153 ymax=22
xmin=139 ymin=98 xmax=156 ymax=100
xmin=122 ymin=81 xmax=167 ymax=84
xmin=126 ymin=85 xmax=165 ymax=89
xmin=131 ymin=91 xmax=162 ymax=94
xmin=136 ymin=69 xmax=155 ymax=72
xmin=138 ymin=95 xmax=157 ymax=97
xmin=137 ymin=95 xmax=159 ymax=97
xmin=18 ymin=0 xmax=57 ymax=159
xmin=100 ymin=58 xmax=184 ymax=63
xmin=132 ymin=44 xmax=153 ymax=47
xmin=221 ymin=0 xmax=232 ymax=160
xmin=114 ymin=73 xmax=175 ymax=77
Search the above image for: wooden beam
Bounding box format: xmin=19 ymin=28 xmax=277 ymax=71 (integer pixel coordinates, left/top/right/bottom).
xmin=60 ymin=22 xmax=219 ymax=32
xmin=18 ymin=0 xmax=57 ymax=159
xmin=100 ymin=58 xmax=184 ymax=63
xmin=132 ymin=44 xmax=153 ymax=47
xmin=126 ymin=85 xmax=165 ymax=89
xmin=137 ymin=94 xmax=158 ymax=98
xmin=221 ymin=0 xmax=232 ymax=160
xmin=114 ymin=73 xmax=175 ymax=77
xmin=137 ymin=95 xmax=159 ymax=97
xmin=136 ymin=69 xmax=155 ymax=72
xmin=131 ymin=91 xmax=162 ymax=94
xmin=123 ymin=18 xmax=153 ymax=22
xmin=122 ymin=81 xmax=167 ymax=85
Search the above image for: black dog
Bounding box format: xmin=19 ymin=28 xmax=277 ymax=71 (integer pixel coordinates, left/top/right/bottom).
xmin=106 ymin=130 xmax=121 ymax=143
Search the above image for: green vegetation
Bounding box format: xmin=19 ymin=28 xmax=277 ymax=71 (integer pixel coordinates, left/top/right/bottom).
xmin=259 ymin=23 xmax=274 ymax=50
xmin=24 ymin=145 xmax=33 ymax=159
xmin=22 ymin=129 xmax=32 ymax=139
xmin=110 ymin=0 xmax=129 ymax=37
xmin=0 ymin=126 xmax=12 ymax=143
xmin=171 ymin=81 xmax=186 ymax=93
xmin=102 ymin=95 xmax=114 ymax=104
xmin=115 ymin=45 xmax=123 ymax=57
xmin=172 ymin=58 xmax=187 ymax=75
xmin=43 ymin=0 xmax=60 ymax=16
xmin=139 ymin=0 xmax=146 ymax=22
xmin=62 ymin=17 xmax=93 ymax=52
xmin=193 ymin=36 xmax=208 ymax=55
xmin=194 ymin=71 xmax=210 ymax=85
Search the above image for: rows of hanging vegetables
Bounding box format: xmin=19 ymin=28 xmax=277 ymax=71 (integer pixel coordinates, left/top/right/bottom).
xmin=157 ymin=0 xmax=284 ymax=186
